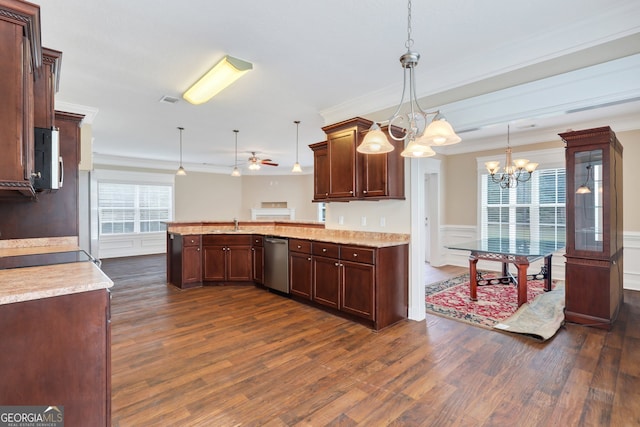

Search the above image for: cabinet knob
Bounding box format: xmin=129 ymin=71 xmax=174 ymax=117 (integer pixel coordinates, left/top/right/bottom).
xmin=325 ymin=192 xmax=328 ymax=196
xmin=334 ymin=262 xmax=339 ymax=267
xmin=349 ymin=190 xmax=353 ymax=194
xmin=297 ymin=245 xmax=302 ymax=249
xmin=307 ymin=257 xmax=311 ymax=261
xmin=363 ymin=190 xmax=368 ymax=194
xmin=251 ymin=248 xmax=255 ymax=251
xmin=353 ymin=253 xmax=358 ymax=257
xmin=322 ymin=248 xmax=327 ymax=252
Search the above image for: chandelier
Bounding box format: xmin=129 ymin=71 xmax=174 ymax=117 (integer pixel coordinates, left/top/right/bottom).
xmin=485 ymin=125 xmax=538 ymax=188
xmin=357 ymin=0 xmax=461 ymax=157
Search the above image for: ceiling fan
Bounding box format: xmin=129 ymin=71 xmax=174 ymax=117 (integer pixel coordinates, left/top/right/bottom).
xmin=248 ymin=152 xmax=278 ymax=170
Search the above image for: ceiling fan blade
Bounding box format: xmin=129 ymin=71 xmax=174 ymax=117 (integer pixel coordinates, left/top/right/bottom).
xmin=262 ymin=161 xmax=279 ymax=167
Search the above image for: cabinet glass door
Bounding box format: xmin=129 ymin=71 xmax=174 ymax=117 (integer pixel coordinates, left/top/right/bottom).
xmin=574 ymin=149 xmax=603 ymax=252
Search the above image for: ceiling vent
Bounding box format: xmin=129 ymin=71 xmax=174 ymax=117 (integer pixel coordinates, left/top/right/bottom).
xmin=159 ymin=95 xmax=180 ymax=104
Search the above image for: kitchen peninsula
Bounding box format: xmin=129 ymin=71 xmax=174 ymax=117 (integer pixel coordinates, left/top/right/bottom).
xmin=167 ymin=221 xmax=409 ymax=330
xmin=0 ymin=237 xmax=113 ymax=426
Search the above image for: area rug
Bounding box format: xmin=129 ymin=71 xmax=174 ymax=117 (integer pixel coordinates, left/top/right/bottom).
xmin=494 ymin=287 xmax=565 ymax=341
xmin=425 ymin=273 xmax=563 ymax=333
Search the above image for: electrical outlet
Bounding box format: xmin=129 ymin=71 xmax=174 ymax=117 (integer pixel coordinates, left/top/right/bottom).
xmin=361 ymin=216 xmax=367 ymax=226
xmin=338 ymin=215 xmax=344 ymax=225
xmin=380 ymin=217 xmax=386 ymax=227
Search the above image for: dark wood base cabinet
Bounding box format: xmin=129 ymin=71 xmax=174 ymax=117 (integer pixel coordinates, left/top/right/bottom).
xmin=0 ymin=290 xmax=111 ymax=426
xmin=290 ymin=238 xmax=408 ymax=330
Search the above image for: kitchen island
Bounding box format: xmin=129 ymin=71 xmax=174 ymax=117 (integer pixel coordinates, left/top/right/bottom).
xmin=167 ymin=221 xmax=409 ymax=330
xmin=0 ymin=237 xmax=113 ymax=426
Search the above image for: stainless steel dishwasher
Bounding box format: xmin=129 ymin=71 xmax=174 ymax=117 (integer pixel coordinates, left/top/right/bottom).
xmin=264 ymin=236 xmax=289 ymax=293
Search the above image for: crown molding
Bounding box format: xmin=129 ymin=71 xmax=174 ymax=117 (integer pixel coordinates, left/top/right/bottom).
xmin=54 ymin=101 xmax=99 ymax=124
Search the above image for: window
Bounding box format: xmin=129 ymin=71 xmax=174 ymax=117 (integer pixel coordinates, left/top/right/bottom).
xmin=481 ymin=168 xmax=566 ymax=244
xmin=98 ymin=182 xmax=172 ymax=235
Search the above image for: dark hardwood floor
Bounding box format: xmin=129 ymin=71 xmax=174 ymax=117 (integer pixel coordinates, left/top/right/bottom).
xmin=102 ymin=254 xmax=640 ymax=426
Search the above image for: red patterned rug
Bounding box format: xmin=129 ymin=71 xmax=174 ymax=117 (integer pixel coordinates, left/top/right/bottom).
xmin=425 ymin=273 xmax=557 ymax=328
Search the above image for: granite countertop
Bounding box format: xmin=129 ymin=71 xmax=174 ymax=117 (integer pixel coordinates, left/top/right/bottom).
xmin=0 ymin=237 xmax=113 ymax=305
xmin=167 ymin=222 xmax=410 ymax=248
xmin=0 ymin=262 xmax=113 ymax=305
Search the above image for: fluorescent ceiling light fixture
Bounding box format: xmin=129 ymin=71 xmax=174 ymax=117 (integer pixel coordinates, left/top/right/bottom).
xmin=183 ymin=55 xmax=253 ymax=105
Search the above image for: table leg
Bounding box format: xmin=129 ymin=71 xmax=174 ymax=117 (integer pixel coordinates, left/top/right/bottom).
xmin=469 ymin=254 xmax=478 ymax=301
xmin=516 ymin=261 xmax=529 ymax=307
xmin=544 ymin=255 xmax=552 ymax=291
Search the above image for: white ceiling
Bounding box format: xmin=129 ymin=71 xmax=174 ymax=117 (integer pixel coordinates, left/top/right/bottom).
xmin=37 ymin=0 xmax=640 ymax=174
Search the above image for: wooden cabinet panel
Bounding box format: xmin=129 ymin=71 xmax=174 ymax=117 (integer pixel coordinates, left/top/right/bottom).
xmin=341 ymin=260 xmax=375 ymax=320
xmin=227 ymin=245 xmax=252 ymax=281
xmin=312 ymin=256 xmax=340 ymax=309
xmin=289 ymin=251 xmax=312 ymax=299
xmin=328 ymin=129 xmax=357 ymax=198
xmin=182 ymin=245 xmax=202 ymax=285
xmin=203 ymin=235 xmax=252 ymax=283
xmin=310 ymin=142 xmax=329 ymax=201
xmin=252 ymin=245 xmax=264 ymax=284
xmin=203 ymin=245 xmax=226 ymax=282
xmin=0 ymin=289 xmax=111 ymax=426
xmin=34 ymin=47 xmax=61 ymax=129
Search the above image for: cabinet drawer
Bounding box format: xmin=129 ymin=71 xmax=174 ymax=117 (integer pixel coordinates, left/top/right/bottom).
xmin=203 ymin=234 xmax=252 ymax=246
xmin=183 ymin=235 xmax=201 ymax=246
xmin=289 ymin=239 xmax=312 ymax=254
xmin=341 ymin=246 xmax=375 ymax=264
xmin=312 ymin=242 xmax=340 ymax=258
xmin=252 ymin=235 xmax=264 ymax=247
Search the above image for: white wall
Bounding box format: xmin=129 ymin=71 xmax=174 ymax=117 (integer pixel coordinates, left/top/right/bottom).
xmin=174 ymin=171 xmax=243 ymax=221
xmin=240 ymin=174 xmax=316 ymax=221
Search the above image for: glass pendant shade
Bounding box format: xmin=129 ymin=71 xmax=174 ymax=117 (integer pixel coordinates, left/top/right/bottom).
xmin=292 ymin=162 xmax=302 ymax=173
xmin=400 ymin=139 xmax=436 ymax=158
xmin=249 ymin=162 xmax=260 ymax=171
xmin=420 ymin=119 xmax=462 ymax=146
xmin=176 ymin=166 xmax=186 ymax=176
xmin=357 ymin=123 xmax=394 ymax=154
xmin=231 ymin=166 xmax=241 ymax=177
xmin=576 ymin=185 xmax=592 ymax=194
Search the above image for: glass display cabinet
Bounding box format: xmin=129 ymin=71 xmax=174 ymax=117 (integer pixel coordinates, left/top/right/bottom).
xmin=560 ymin=127 xmax=623 ymax=330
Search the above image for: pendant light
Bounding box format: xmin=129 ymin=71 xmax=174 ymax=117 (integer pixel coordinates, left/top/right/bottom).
xmin=357 ymin=0 xmax=461 ymax=156
xmin=292 ymin=120 xmax=303 ymax=173
xmin=176 ymin=126 xmax=186 ymax=176
xmin=231 ymin=129 xmax=241 ymax=177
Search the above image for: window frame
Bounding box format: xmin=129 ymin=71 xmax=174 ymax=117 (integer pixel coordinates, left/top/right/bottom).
xmin=94 ymin=169 xmax=175 ymax=237
xmin=476 ymin=147 xmax=565 ymax=243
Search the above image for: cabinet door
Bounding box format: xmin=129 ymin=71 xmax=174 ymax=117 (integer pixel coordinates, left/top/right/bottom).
xmin=312 ymin=142 xmax=329 ymax=200
xmin=360 ymin=153 xmax=388 ymax=198
xmin=312 ymin=256 xmax=340 ymax=309
xmin=182 ymin=245 xmax=202 ymax=285
xmin=340 ymin=261 xmax=375 ymax=320
xmin=227 ymin=245 xmax=252 ymax=281
xmin=203 ymin=245 xmax=226 ymax=281
xmin=328 ymin=129 xmax=356 ymax=198
xmin=290 ymin=252 xmax=312 ymax=299
xmin=252 ymin=246 xmax=264 ymax=284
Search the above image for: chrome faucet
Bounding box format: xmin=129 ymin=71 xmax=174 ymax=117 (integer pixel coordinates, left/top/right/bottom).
xmin=233 ymin=218 xmax=239 ymax=231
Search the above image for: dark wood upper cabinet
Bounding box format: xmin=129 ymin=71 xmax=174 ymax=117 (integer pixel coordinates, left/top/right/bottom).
xmin=0 ymin=1 xmax=41 ymax=197
xmin=560 ymin=126 xmax=623 ymax=330
xmin=311 ymin=117 xmax=405 ymax=202
xmin=34 ymin=47 xmax=62 ymax=129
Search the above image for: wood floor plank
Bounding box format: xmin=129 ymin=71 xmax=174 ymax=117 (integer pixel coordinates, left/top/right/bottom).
xmin=103 ymin=255 xmax=640 ymax=426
